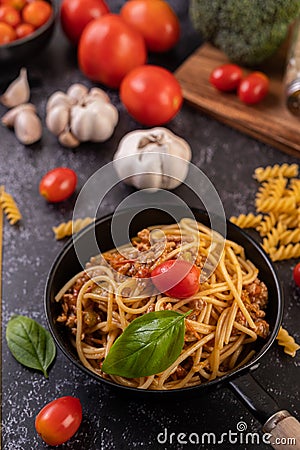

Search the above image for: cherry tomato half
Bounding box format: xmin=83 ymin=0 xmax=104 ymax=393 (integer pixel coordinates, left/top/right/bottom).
xmin=35 ymin=396 xmax=82 ymax=446
xmin=39 ymin=167 xmax=77 ymax=203
xmin=238 ymin=72 xmax=269 ymax=105
xmin=120 ymin=0 xmax=180 ymax=53
xmin=293 ymin=262 xmax=300 ymax=287
xmin=78 ymin=14 xmax=147 ymax=88
xmin=151 ymin=259 xmax=200 ymax=299
xmin=60 ymin=0 xmax=110 ymax=45
xmin=209 ymin=64 xmax=243 ymax=92
xmin=120 ymin=65 xmax=183 ymax=125
xmin=22 ymin=0 xmax=52 ymax=28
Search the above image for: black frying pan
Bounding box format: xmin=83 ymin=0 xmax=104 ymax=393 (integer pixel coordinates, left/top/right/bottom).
xmin=45 ymin=208 xmax=300 ymax=449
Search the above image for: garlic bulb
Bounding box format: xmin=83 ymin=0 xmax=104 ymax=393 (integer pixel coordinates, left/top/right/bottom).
xmin=46 ymin=84 xmax=118 ymax=148
xmin=0 ymin=68 xmax=30 ymax=108
xmin=1 ymin=103 xmax=42 ymax=145
xmin=113 ymin=128 xmax=192 ymax=190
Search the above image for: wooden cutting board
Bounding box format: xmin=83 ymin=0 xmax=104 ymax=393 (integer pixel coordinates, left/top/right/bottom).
xmin=175 ymin=43 xmax=300 ymax=158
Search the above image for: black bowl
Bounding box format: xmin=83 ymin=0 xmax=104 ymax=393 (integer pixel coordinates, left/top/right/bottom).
xmin=45 ymin=207 xmax=283 ymax=395
xmin=0 ymin=0 xmax=56 ymax=66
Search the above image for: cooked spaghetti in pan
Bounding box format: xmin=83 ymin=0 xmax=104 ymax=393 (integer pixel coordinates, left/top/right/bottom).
xmin=55 ymin=218 xmax=269 ymax=390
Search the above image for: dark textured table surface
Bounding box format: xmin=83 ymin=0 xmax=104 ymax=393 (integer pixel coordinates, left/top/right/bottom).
xmin=1 ymin=1 xmax=300 ymax=449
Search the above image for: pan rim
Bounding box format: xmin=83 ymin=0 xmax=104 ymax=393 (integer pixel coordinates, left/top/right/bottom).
xmin=44 ymin=207 xmax=283 ymax=394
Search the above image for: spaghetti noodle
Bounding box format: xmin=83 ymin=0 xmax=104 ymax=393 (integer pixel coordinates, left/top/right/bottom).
xmin=55 ymin=218 xmax=269 ymax=390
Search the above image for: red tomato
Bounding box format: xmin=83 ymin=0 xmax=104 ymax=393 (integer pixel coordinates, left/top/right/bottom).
xmin=293 ymin=262 xmax=300 ymax=287
xmin=35 ymin=396 xmax=82 ymax=446
xmin=39 ymin=167 xmax=77 ymax=203
xmin=151 ymin=259 xmax=200 ymax=299
xmin=209 ymin=64 xmax=243 ymax=92
xmin=22 ymin=0 xmax=52 ymax=28
xmin=15 ymin=22 xmax=34 ymax=38
xmin=78 ymin=14 xmax=147 ymax=88
xmin=1 ymin=0 xmax=26 ymax=11
xmin=0 ymin=21 xmax=16 ymax=43
xmin=120 ymin=0 xmax=180 ymax=52
xmin=238 ymin=72 xmax=269 ymax=104
xmin=60 ymin=0 xmax=109 ymax=45
xmin=120 ymin=65 xmax=182 ymax=125
xmin=0 ymin=5 xmax=21 ymax=27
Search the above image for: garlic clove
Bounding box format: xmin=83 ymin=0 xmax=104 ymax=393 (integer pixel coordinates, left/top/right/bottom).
xmin=84 ymin=87 xmax=110 ymax=104
xmin=70 ymin=105 xmax=94 ymax=142
xmin=1 ymin=103 xmax=36 ymax=127
xmin=46 ymin=91 xmax=74 ymax=112
xmin=14 ymin=110 xmax=42 ymax=145
xmin=46 ymin=104 xmax=70 ymax=136
xmin=67 ymin=83 xmax=88 ymax=103
xmin=58 ymin=128 xmax=80 ymax=148
xmin=0 ymin=68 xmax=30 ymax=108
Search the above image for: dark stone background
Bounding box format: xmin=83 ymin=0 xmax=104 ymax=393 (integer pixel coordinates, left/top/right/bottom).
xmin=1 ymin=1 xmax=299 ymax=449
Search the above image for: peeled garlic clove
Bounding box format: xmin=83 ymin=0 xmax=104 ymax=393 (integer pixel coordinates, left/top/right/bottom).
xmin=0 ymin=68 xmax=30 ymax=108
xmin=14 ymin=110 xmax=42 ymax=145
xmin=67 ymin=83 xmax=88 ymax=103
xmin=1 ymin=103 xmax=36 ymax=127
xmin=85 ymin=87 xmax=110 ymax=104
xmin=58 ymin=129 xmax=80 ymax=148
xmin=46 ymin=104 xmax=70 ymax=136
xmin=46 ymin=91 xmax=74 ymax=112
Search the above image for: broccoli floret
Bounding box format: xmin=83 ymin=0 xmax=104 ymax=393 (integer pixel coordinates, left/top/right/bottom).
xmin=190 ymin=0 xmax=300 ymax=66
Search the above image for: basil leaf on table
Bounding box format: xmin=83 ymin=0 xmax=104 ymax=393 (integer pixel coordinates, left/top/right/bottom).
xmin=6 ymin=315 xmax=56 ymax=378
xmin=102 ymin=310 xmax=189 ymax=378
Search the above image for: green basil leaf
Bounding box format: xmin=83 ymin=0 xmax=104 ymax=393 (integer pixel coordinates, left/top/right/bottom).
xmin=6 ymin=315 xmax=56 ymax=378
xmin=102 ymin=310 xmax=188 ymax=378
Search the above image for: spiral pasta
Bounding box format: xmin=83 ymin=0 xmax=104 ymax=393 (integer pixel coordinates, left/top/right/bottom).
xmin=0 ymin=186 xmax=22 ymax=225
xmin=53 ymin=217 xmax=94 ymax=240
xmin=230 ymin=213 xmax=262 ymax=229
xmin=276 ymin=327 xmax=300 ymax=357
xmin=231 ymin=163 xmax=300 ymax=261
xmin=253 ymin=163 xmax=298 ymax=182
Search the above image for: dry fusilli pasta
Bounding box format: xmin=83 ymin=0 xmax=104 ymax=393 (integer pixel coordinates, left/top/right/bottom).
xmin=254 ymin=163 xmax=298 ymax=182
xmin=229 ymin=213 xmax=262 ymax=229
xmin=276 ymin=327 xmax=300 ymax=357
xmin=0 ymin=186 xmax=22 ymax=225
xmin=53 ymin=217 xmax=94 ymax=240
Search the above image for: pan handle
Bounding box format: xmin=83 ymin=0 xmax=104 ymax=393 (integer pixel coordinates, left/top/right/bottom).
xmin=229 ymin=372 xmax=300 ymax=449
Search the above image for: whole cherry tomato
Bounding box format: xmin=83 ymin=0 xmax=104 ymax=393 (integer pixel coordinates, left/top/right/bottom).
xmin=1 ymin=0 xmax=26 ymax=11
xmin=151 ymin=259 xmax=200 ymax=299
xmin=120 ymin=0 xmax=180 ymax=52
xmin=293 ymin=262 xmax=300 ymax=287
xmin=238 ymin=72 xmax=269 ymax=104
xmin=0 ymin=21 xmax=16 ymax=43
xmin=0 ymin=5 xmax=21 ymax=28
xmin=60 ymin=0 xmax=109 ymax=45
xmin=22 ymin=0 xmax=52 ymax=28
xmin=209 ymin=64 xmax=243 ymax=92
xmin=78 ymin=14 xmax=147 ymax=88
xmin=15 ymin=22 xmax=34 ymax=39
xmin=35 ymin=396 xmax=82 ymax=446
xmin=39 ymin=167 xmax=77 ymax=203
xmin=120 ymin=65 xmax=183 ymax=125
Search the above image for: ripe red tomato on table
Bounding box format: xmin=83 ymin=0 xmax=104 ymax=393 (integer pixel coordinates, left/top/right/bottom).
xmin=120 ymin=0 xmax=180 ymax=52
xmin=238 ymin=72 xmax=269 ymax=104
xmin=60 ymin=0 xmax=109 ymax=45
xmin=151 ymin=259 xmax=200 ymax=299
xmin=39 ymin=167 xmax=77 ymax=203
xmin=209 ymin=64 xmax=243 ymax=92
xmin=35 ymin=396 xmax=82 ymax=446
xmin=293 ymin=262 xmax=300 ymax=287
xmin=120 ymin=65 xmax=183 ymax=125
xmin=78 ymin=14 xmax=147 ymax=88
